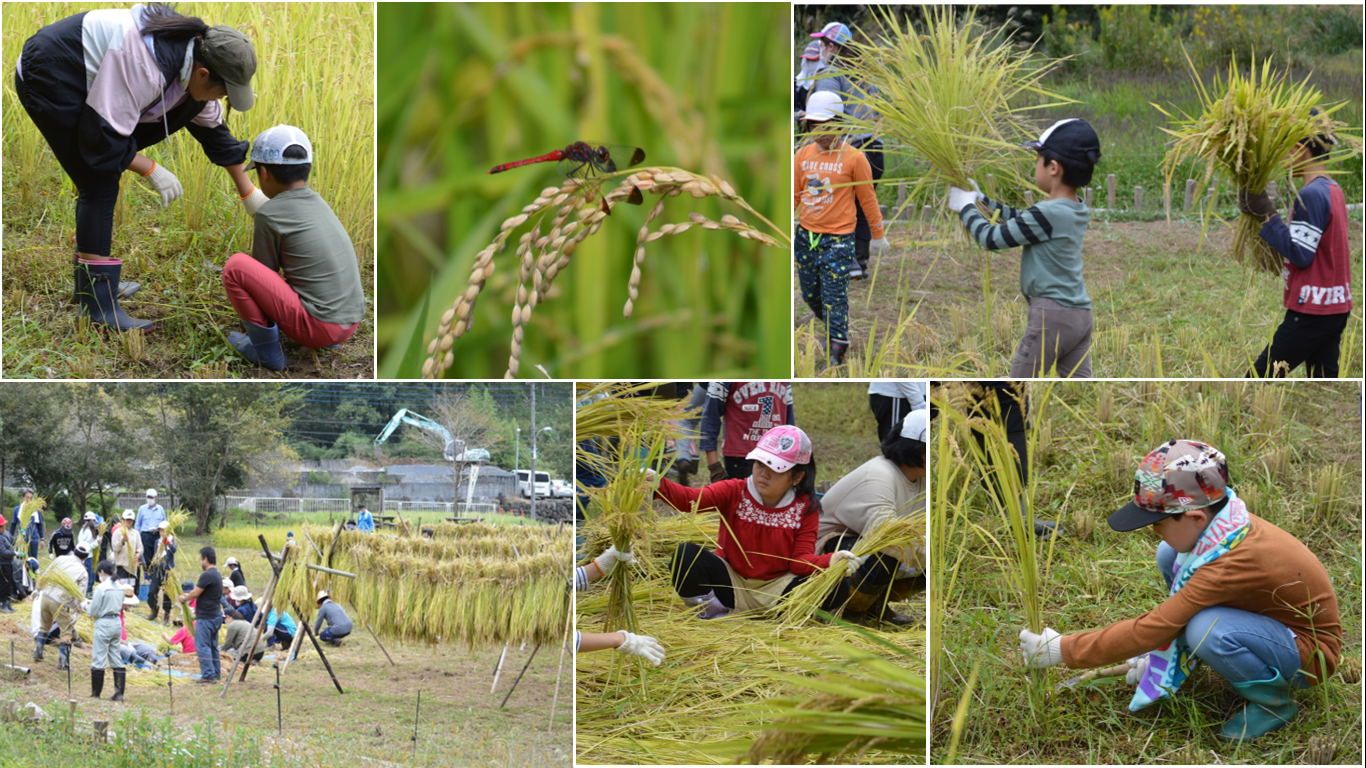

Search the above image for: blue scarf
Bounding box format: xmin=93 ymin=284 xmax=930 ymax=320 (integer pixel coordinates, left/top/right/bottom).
xmin=1129 ymin=490 xmax=1250 ymax=712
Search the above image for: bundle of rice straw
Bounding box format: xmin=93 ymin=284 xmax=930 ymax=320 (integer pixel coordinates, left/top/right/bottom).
xmin=1155 ymin=51 xmax=1362 ymax=274
xmin=744 ymin=631 xmax=927 ymax=763
xmin=829 ymin=5 xmax=1072 ymax=220
xmin=276 ymin=522 xmax=570 ymax=647
xmin=36 ymin=561 xmax=85 ymax=604
xmin=775 ymin=512 xmax=925 ymax=629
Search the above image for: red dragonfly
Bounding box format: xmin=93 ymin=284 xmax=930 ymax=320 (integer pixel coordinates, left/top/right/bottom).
xmin=489 ymin=141 xmax=646 ymax=213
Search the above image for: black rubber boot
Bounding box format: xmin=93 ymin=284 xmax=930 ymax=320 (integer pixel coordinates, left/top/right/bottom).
xmin=1034 ymin=519 xmax=1059 ymax=539
xmin=33 ymin=636 xmax=44 ymax=662
xmin=76 ymin=260 xmax=154 ymax=331
xmin=58 ymin=643 xmax=70 ymax=671
xmin=110 ymin=668 xmax=126 ymax=702
xmin=71 ymin=253 xmax=138 ymax=303
xmin=827 ymin=339 xmax=849 ymax=368
xmin=840 ymin=589 xmax=879 ymax=626
xmin=90 ymin=668 xmax=105 ymax=698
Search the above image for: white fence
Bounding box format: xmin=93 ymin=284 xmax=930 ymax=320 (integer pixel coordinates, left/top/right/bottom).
xmin=113 ymin=495 xmax=504 ymax=518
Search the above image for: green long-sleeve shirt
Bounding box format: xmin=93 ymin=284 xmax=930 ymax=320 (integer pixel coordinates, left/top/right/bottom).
xmin=959 ymin=196 xmax=1091 ymax=309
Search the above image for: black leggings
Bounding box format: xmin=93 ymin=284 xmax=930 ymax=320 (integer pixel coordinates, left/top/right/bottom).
xmin=1250 ymin=309 xmax=1350 ymax=379
xmin=851 ymin=136 xmax=884 ymax=257
xmin=15 ymin=70 xmax=121 ymax=258
xmin=669 ymin=542 xmax=850 ymax=611
xmin=821 ymin=533 xmax=901 ymax=593
xmin=869 ymin=393 xmax=914 ymax=444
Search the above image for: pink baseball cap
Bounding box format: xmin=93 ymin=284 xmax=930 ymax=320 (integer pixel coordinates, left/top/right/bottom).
xmin=746 ymin=425 xmax=812 ymax=473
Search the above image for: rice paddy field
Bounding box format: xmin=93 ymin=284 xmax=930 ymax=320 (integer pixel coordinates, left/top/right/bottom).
xmin=376 ymin=3 xmax=790 ymax=379
xmin=0 ymin=519 xmax=572 ymax=767
xmin=2 ymin=2 xmax=375 ymax=379
xmin=931 ymin=381 xmax=1362 ymax=765
xmin=796 ymin=217 xmax=1365 ymax=378
xmin=575 ymin=383 xmax=926 ymax=764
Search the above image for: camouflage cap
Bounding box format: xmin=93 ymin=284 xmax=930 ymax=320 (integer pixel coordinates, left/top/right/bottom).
xmin=1107 ymin=440 xmax=1229 ymax=532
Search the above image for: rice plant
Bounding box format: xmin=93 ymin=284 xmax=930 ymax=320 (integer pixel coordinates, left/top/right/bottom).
xmin=1154 ymin=50 xmax=1363 ymax=273
xmin=930 ymin=415 xmax=971 ymax=710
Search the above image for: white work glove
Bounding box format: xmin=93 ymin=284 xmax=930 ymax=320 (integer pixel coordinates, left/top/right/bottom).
xmin=831 ymin=550 xmax=866 ymax=575
xmin=241 ymin=187 xmax=269 ymax=216
xmin=616 ymin=630 xmax=665 ymax=666
xmin=869 ymin=237 xmax=890 ymax=255
xmin=1018 ymin=626 xmax=1064 ymax=669
xmin=1125 ymin=654 xmax=1150 ymax=685
xmin=80 ymin=600 xmax=90 ymax=614
xmin=141 ymin=162 xmax=183 ymax=208
xmin=593 ymin=545 xmax=633 ymax=576
xmin=947 ymin=183 xmax=983 ymax=214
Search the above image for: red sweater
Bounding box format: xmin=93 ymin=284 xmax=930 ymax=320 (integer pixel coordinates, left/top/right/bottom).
xmin=654 ymin=477 xmax=832 ymax=580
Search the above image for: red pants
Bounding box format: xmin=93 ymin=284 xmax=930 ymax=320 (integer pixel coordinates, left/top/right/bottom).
xmin=221 ymin=253 xmax=359 ymax=349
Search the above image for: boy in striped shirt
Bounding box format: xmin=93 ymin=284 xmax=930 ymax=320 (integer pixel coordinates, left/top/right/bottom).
xmin=949 ymin=119 xmax=1102 ymax=378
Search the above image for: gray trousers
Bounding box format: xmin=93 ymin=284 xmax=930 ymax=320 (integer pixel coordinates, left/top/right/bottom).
xmin=1010 ymin=297 xmax=1093 ymax=378
xmin=91 ymin=616 xmax=124 ymax=670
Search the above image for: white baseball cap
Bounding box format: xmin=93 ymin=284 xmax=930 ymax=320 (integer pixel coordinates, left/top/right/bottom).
xmin=225 ymin=556 xmax=239 ymax=567
xmin=157 ymin=520 xmax=170 ymax=529
xmin=244 ymin=124 xmax=314 ymax=170
xmin=122 ymin=509 xmax=135 ymax=520
xmin=803 ymin=90 xmax=844 ymax=123
xmin=146 ymin=489 xmax=158 ymax=498
xmin=901 ymin=409 xmax=929 ymax=442
xmin=83 ymin=512 xmax=96 ymax=521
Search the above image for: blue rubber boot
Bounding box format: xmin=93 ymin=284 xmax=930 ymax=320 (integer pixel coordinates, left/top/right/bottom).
xmin=228 ymin=320 xmax=288 ymax=371
xmin=1219 ymin=669 xmax=1298 ymax=742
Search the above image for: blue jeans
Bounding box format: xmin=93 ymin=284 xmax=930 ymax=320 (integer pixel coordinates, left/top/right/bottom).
xmin=319 ymin=627 xmax=350 ymax=642
xmin=194 ymin=614 xmax=224 ymax=680
xmin=1156 ymin=542 xmax=1308 ymax=688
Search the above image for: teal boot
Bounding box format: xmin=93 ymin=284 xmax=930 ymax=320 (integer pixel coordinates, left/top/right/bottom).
xmin=1219 ymin=669 xmax=1298 ymax=742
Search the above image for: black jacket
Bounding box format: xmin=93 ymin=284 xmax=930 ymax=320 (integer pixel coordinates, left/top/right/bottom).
xmin=49 ymin=527 xmax=75 ymax=557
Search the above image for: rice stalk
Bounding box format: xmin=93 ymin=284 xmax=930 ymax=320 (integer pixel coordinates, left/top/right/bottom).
xmin=930 ymin=415 xmax=971 ymax=710
xmin=36 ymin=561 xmax=84 ymax=604
xmin=1154 ymin=50 xmax=1363 ymax=273
xmin=743 ymin=629 xmax=927 ymax=763
xmin=775 ymin=513 xmax=925 ymax=629
xmin=423 ymin=170 xmax=786 ymax=379
xmin=938 ymin=381 xmax=1059 ymax=714
xmin=831 ymin=5 xmax=1074 ymax=226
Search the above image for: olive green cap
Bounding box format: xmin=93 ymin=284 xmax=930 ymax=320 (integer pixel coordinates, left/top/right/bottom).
xmin=200 ymin=25 xmax=256 ymax=111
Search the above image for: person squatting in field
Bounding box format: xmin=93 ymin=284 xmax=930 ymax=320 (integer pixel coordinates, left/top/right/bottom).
xmin=221 ymin=123 xmax=366 ymax=370
xmin=816 ymin=409 xmax=928 ymax=627
xmin=949 ymin=118 xmax=1102 ymax=378
xmin=1237 ymin=112 xmax=1355 ymax=378
xmin=1018 ymin=440 xmax=1342 ymax=743
xmin=32 ymin=543 xmax=90 ymax=670
xmin=14 ymin=2 xmax=260 ymax=331
xmin=794 ymin=91 xmax=889 ymax=367
xmin=657 ymin=425 xmax=864 ymax=619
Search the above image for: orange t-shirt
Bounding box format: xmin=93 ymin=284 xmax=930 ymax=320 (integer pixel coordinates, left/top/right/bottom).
xmin=794 ymin=141 xmax=884 ymax=238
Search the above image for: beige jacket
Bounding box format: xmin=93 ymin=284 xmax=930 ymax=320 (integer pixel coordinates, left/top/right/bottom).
xmin=110 ymin=524 xmax=142 ymax=571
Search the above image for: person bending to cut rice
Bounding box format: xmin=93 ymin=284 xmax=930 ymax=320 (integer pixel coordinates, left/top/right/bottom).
xmin=221 ymin=124 xmax=366 ymax=370
xmin=949 ymin=119 xmax=1102 ymax=378
xmin=656 ymin=425 xmax=862 ymax=620
xmin=573 ymin=546 xmax=666 ymax=665
xmin=1237 ymin=115 xmax=1354 ymax=378
xmin=1018 ymin=440 xmax=1341 ymax=742
xmin=14 ymin=3 xmax=260 ymax=331
xmin=817 ymin=410 xmax=928 ymax=627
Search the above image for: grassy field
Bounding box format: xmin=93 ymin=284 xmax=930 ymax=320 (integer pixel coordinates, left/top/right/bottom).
xmin=795 ymin=217 xmax=1364 ymax=377
xmin=0 ymin=523 xmax=571 ymax=767
xmin=377 ymin=3 xmax=790 ymax=378
xmin=2 ymin=3 xmax=375 ymax=379
xmin=575 ymin=382 xmax=925 ymax=764
xmin=932 ymin=381 xmax=1362 ymax=764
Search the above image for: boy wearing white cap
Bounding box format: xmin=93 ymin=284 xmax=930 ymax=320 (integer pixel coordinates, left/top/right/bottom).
xmin=1018 ymin=440 xmax=1342 ymax=742
xmin=816 ymin=408 xmax=928 ymax=626
xmin=221 ymin=123 xmax=367 ymax=370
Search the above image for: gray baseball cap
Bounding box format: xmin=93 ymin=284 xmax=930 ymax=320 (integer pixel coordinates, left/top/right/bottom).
xmin=200 ymin=25 xmax=257 ymax=111
xmin=244 ymin=124 xmax=313 ymax=170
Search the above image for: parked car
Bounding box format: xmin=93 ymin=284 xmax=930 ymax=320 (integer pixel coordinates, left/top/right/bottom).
xmin=514 ymin=470 xmax=552 ymax=499
xmin=550 ymin=478 xmax=572 ymax=498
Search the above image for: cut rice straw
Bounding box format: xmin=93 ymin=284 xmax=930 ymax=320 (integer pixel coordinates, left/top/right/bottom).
xmin=930 ymin=409 xmax=971 ymax=711
xmin=775 ymin=511 xmax=925 ymax=629
xmin=1154 ymin=49 xmax=1362 ymax=274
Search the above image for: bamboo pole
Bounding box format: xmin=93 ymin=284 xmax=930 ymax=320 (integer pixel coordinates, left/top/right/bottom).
xmin=220 ymin=539 xmax=284 ymax=698
xmin=547 ymin=589 xmax=572 ymax=732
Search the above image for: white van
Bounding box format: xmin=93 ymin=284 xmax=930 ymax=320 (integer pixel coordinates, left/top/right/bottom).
xmin=514 ymin=470 xmax=552 ymax=499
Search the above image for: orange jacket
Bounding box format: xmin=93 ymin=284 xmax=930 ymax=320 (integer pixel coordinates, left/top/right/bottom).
xmin=794 ymin=141 xmax=884 ymax=238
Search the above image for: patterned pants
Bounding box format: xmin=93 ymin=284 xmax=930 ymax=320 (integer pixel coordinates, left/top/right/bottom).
xmin=795 ymin=227 xmax=853 ymax=344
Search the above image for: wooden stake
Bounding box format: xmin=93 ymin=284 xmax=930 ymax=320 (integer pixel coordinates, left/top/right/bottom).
xmin=1134 ymin=186 xmax=1144 ymax=211
xmin=95 ymin=720 xmax=108 ymax=743
xmin=365 ymin=622 xmax=396 ymax=667
xmin=547 ymin=592 xmax=572 ymax=733
xmin=499 ymin=644 xmax=540 ymax=708
xmin=1106 ymin=174 xmax=1116 ymax=211
xmin=1183 ymin=179 xmax=1196 ymax=211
